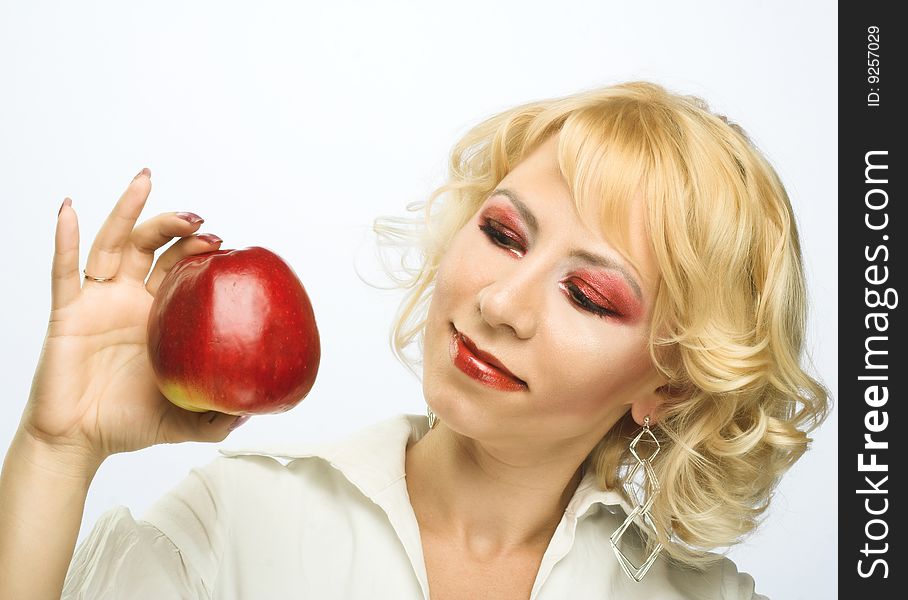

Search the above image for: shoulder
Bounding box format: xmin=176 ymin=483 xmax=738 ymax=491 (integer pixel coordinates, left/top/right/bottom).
xmin=569 ymin=507 xmax=769 ymax=599
xmin=211 ymin=445 xmax=351 ymax=495
xmin=663 ymin=554 xmax=767 ymax=600
xmin=212 ymin=413 xmax=422 ymax=500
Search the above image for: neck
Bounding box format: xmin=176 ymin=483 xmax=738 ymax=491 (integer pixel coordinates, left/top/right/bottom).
xmin=404 ymin=420 xmax=587 ymax=561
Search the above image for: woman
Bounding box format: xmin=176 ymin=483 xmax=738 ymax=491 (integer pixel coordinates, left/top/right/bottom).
xmin=0 ymin=81 xmax=829 ymax=599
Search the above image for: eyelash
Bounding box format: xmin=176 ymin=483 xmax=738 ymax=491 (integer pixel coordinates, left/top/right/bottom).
xmin=478 ymin=219 xmax=618 ymax=318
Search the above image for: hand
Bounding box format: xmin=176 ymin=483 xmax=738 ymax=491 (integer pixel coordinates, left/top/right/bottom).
xmin=19 ymin=168 xmax=244 ymax=464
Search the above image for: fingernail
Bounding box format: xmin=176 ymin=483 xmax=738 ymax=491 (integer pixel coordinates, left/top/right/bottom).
xmin=58 ymin=197 xmax=72 ymax=216
xmin=176 ymin=212 xmax=204 ymax=225
xmin=133 ymin=167 xmax=151 ymax=181
xmin=196 ymin=233 xmax=223 ymax=244
xmin=228 ymin=416 xmax=251 ymax=431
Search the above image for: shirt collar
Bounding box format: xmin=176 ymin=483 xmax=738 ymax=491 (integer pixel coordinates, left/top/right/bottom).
xmin=218 ymin=413 xmax=631 ymax=519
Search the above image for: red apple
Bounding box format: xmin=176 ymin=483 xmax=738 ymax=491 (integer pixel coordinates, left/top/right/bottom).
xmin=146 ymin=246 xmax=320 ymax=415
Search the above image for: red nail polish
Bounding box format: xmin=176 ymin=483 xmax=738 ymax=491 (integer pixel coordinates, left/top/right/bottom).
xmin=228 ymin=416 xmax=251 ymax=431
xmin=58 ymin=198 xmax=72 ymax=216
xmin=196 ymin=233 xmax=223 ymax=244
xmin=176 ymin=212 xmax=204 ymax=225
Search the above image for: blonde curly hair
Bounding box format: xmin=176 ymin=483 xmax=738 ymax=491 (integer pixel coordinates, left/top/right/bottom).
xmin=370 ymin=80 xmax=831 ymax=567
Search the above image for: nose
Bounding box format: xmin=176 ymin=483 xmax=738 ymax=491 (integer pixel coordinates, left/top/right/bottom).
xmin=477 ymin=262 xmax=542 ymax=339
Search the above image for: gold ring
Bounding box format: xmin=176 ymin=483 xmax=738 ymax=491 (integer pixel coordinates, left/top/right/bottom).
xmin=83 ymin=269 xmax=116 ymax=283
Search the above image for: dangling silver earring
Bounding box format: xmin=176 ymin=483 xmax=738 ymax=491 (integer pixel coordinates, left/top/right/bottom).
xmin=610 ymin=415 xmax=663 ymax=582
xmin=427 ymin=406 xmax=439 ymax=429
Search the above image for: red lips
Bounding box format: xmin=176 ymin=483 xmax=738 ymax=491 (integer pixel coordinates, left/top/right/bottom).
xmin=450 ymin=325 xmax=527 ymax=391
xmin=460 ymin=333 xmax=523 ymax=382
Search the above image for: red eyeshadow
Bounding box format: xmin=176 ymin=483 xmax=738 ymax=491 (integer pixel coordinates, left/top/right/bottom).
xmin=482 ymin=196 xmax=644 ymax=322
xmin=482 ymin=203 xmax=529 ymax=241
xmin=575 ymin=269 xmax=644 ymax=322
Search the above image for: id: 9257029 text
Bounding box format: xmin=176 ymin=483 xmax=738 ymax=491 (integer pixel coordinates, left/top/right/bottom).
xmin=866 ymin=26 xmax=880 ymax=107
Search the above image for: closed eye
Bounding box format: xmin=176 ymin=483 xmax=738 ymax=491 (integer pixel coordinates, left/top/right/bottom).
xmin=478 ymin=218 xmax=619 ymax=319
xmin=479 ymin=220 xmax=522 ymax=254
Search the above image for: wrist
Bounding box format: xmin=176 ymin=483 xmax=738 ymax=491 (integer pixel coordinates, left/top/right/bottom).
xmin=8 ymin=427 xmax=105 ymax=483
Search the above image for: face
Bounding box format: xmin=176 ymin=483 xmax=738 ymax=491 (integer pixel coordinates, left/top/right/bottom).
xmin=422 ymin=133 xmax=665 ymax=451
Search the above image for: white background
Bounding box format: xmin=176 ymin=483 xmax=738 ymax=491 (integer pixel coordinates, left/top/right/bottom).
xmin=0 ymin=1 xmax=836 ymax=598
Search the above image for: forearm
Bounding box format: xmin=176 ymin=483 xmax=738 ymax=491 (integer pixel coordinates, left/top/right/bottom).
xmin=0 ymin=428 xmax=103 ymax=600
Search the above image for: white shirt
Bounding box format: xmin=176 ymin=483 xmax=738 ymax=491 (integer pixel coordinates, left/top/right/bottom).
xmin=62 ymin=413 xmax=767 ymax=599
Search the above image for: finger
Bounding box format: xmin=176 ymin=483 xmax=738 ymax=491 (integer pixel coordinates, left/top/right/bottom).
xmin=118 ymin=211 xmax=205 ymax=283
xmin=83 ymin=169 xmax=152 ymax=282
xmin=158 ymin=405 xmax=249 ymax=444
xmin=51 ymin=198 xmax=81 ymax=311
xmin=145 ymin=233 xmax=223 ymax=296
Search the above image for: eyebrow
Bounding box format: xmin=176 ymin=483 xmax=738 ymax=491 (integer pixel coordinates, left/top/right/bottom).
xmin=489 ymin=188 xmax=643 ymax=301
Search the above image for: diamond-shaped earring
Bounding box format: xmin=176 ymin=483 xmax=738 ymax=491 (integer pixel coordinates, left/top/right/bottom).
xmin=427 ymin=406 xmax=439 ymax=429
xmin=610 ymin=416 xmax=663 ymax=582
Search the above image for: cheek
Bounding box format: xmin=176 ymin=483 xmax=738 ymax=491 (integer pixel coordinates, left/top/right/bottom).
xmin=540 ymin=329 xmax=653 ymax=415
xmin=424 ymin=235 xmax=484 ymax=352
xmin=431 ymin=233 xmax=487 ymax=309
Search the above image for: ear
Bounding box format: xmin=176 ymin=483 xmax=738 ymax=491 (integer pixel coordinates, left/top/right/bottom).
xmin=629 ymin=376 xmax=671 ymax=427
